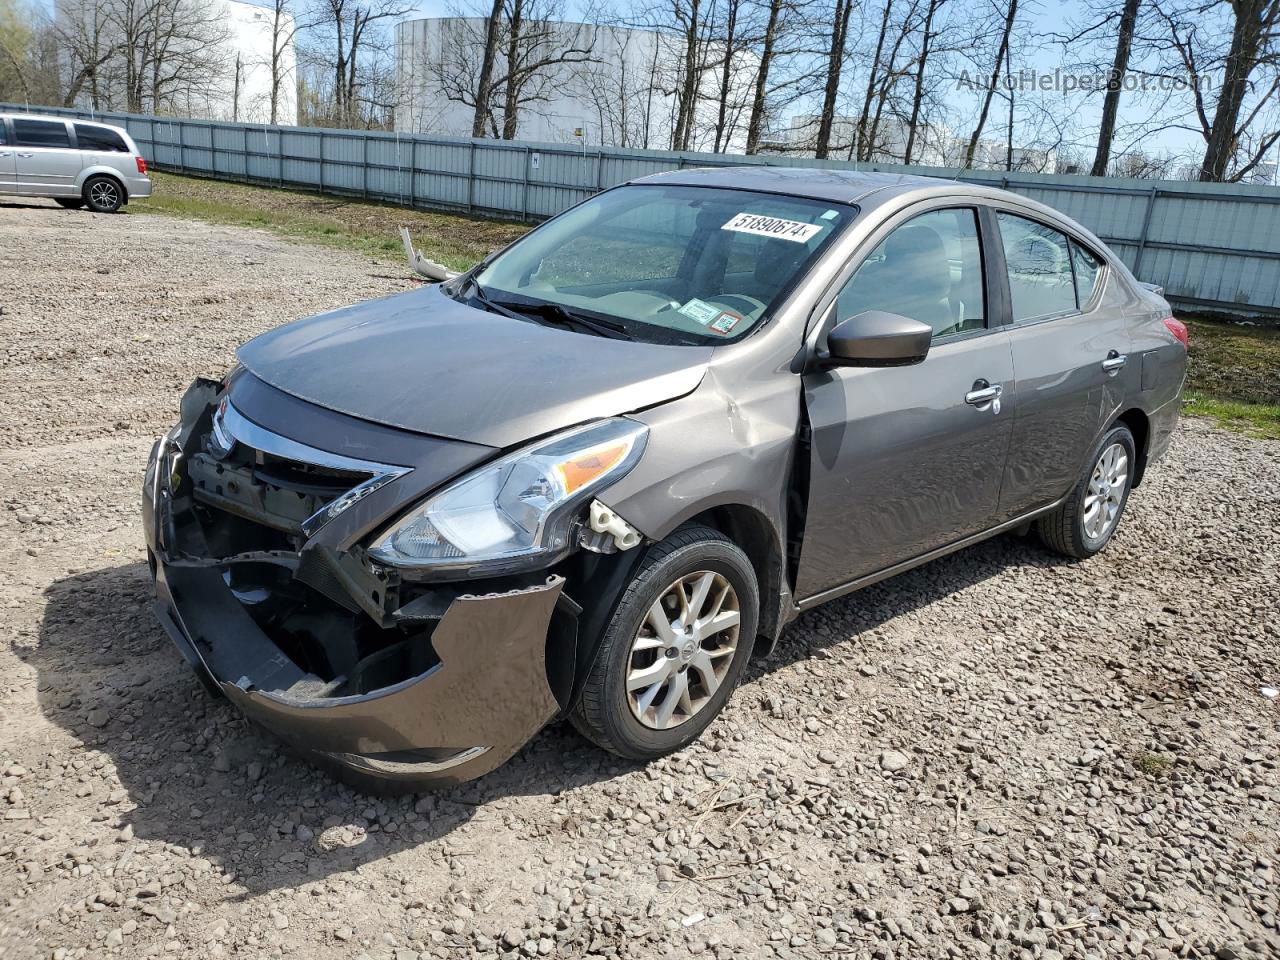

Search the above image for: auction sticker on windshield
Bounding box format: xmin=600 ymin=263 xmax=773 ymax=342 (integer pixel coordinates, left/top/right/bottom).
xmin=722 ymin=212 xmax=823 ymax=243
xmin=677 ymin=298 xmax=722 ymax=325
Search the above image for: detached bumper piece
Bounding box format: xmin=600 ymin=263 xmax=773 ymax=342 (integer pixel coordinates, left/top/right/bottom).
xmin=142 ymin=383 xmax=563 ymax=789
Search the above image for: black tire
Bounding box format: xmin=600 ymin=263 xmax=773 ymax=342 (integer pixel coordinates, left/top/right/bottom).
xmin=55 ymin=198 xmax=85 ymax=209
xmin=570 ymin=524 xmax=759 ymax=761
xmin=1037 ymin=423 xmax=1137 ymax=559
xmin=83 ymin=175 xmax=124 ymax=213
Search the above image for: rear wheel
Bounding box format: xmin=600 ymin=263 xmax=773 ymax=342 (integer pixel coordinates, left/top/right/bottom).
xmin=55 ymin=198 xmax=85 ymax=209
xmin=1037 ymin=424 xmax=1136 ymax=559
xmin=570 ymin=524 xmax=758 ymax=761
xmin=83 ymin=176 xmax=124 ymax=213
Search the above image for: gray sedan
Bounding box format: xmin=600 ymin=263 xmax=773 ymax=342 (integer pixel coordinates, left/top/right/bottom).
xmin=142 ymin=169 xmax=1187 ymax=789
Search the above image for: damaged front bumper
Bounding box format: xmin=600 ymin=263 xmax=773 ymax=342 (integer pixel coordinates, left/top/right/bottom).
xmin=141 ymin=382 xmax=567 ymax=789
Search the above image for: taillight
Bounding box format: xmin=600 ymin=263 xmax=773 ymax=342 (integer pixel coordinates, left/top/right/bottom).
xmin=136 ymin=156 xmax=147 ymax=175
xmin=1161 ymin=315 xmax=1188 ymax=349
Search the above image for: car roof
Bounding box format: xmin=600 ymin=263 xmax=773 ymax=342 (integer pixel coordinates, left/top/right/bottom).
xmin=628 ymin=166 xmax=957 ymax=206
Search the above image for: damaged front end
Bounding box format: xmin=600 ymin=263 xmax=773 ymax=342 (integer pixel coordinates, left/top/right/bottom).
xmin=142 ymin=375 xmax=612 ymax=788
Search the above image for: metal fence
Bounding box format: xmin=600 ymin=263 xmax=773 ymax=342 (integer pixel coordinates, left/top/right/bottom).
xmin=6 ymin=102 xmax=1280 ymax=317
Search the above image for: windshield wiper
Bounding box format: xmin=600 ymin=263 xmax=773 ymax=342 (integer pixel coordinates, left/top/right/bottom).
xmin=492 ymin=298 xmax=633 ymax=341
xmin=458 ymin=276 xmax=528 ymax=322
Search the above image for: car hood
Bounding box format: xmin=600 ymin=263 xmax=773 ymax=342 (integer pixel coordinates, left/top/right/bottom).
xmin=237 ymin=284 xmax=713 ymax=449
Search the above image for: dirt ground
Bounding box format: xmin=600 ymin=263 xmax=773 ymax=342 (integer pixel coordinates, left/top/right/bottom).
xmin=1 ymin=198 xmax=1278 ymax=960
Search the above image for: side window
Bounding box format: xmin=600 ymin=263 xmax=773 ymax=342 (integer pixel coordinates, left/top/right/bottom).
xmin=75 ymin=124 xmax=128 ymax=152
xmin=0 ymin=121 xmax=7 ymax=145
xmin=836 ymin=207 xmax=986 ymax=339
xmin=13 ymin=119 xmax=71 ymax=148
xmin=1071 ymin=240 xmax=1102 ymax=307
xmin=997 ymin=212 xmax=1076 ymax=322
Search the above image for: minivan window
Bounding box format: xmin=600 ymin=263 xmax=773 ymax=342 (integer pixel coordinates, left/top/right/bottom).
xmin=998 ymin=212 xmax=1077 ymax=322
xmin=836 ymin=207 xmax=986 ymax=339
xmin=13 ymin=119 xmax=71 ymax=149
xmin=471 ymin=185 xmax=853 ymax=345
xmin=1071 ymin=240 xmax=1102 ymax=307
xmin=75 ymin=123 xmax=128 ymax=152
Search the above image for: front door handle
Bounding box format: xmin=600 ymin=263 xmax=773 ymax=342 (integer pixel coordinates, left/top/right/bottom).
xmin=965 ymin=380 xmax=1003 ymax=412
xmin=1102 ymin=351 xmax=1128 ymax=373
xmin=16 ymin=152 xmax=32 ymax=158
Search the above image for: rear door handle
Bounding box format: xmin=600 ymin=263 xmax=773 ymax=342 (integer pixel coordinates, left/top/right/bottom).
xmin=16 ymin=152 xmax=32 ymax=158
xmin=965 ymin=381 xmax=1003 ymax=411
xmin=1102 ymin=351 xmax=1128 ymax=372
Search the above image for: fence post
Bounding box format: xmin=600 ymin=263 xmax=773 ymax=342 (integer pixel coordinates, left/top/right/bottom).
xmin=149 ymin=117 xmax=156 ymax=164
xmin=278 ymin=129 xmax=284 ymax=187
xmin=521 ymin=145 xmax=530 ymax=222
xmin=176 ymin=122 xmax=185 ymax=173
xmin=317 ymin=131 xmax=324 ymax=195
xmin=1132 ymin=186 xmax=1160 ymax=278
xmin=362 ymin=133 xmax=369 ymax=199
xmin=408 ymin=139 xmax=417 ymax=208
xmin=467 ymin=141 xmax=475 ymax=213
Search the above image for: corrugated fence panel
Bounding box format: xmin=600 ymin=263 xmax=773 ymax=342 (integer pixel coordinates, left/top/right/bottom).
xmin=6 ymin=102 xmax=1279 ymax=315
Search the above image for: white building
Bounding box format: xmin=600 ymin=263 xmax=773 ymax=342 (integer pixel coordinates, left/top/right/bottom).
xmin=177 ymin=0 xmax=299 ymax=125
xmin=395 ymin=18 xmax=758 ymax=152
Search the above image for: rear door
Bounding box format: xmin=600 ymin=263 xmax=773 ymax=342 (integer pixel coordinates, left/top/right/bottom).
xmin=795 ymin=203 xmax=1016 ymax=602
xmin=0 ymin=119 xmax=15 ymax=193
xmin=993 ymin=209 xmax=1135 ymax=517
xmin=74 ymin=122 xmax=133 ymax=180
xmin=12 ymin=118 xmax=81 ymax=196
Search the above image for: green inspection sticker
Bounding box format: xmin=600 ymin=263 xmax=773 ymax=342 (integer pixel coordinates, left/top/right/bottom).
xmin=677 ymin=298 xmax=722 ymax=325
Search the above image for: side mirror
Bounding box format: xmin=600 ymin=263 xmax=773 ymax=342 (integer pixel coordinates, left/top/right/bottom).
xmin=823 ymin=310 xmax=932 ymax=367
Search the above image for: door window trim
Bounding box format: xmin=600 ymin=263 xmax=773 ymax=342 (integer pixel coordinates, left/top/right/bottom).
xmin=988 ymin=205 xmax=1111 ymax=329
xmin=807 ymin=198 xmax=1004 ymax=351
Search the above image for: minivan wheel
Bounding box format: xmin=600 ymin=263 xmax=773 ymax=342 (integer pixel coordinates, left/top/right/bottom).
xmin=570 ymin=524 xmax=759 ymax=761
xmin=1037 ymin=424 xmax=1136 ymax=559
xmin=55 ymin=198 xmax=85 ymax=209
xmin=83 ymin=176 xmax=124 ymax=213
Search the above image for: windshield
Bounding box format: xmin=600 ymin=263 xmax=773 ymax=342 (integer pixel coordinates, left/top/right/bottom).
xmin=467 ymin=184 xmax=854 ymax=345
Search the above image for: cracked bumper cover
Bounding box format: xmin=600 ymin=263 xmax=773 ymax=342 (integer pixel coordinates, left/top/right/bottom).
xmin=142 ymin=435 xmax=564 ymax=788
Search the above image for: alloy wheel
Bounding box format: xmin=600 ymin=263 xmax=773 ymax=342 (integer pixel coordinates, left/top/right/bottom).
xmin=626 ymin=570 xmax=740 ymax=730
xmin=90 ymin=181 xmax=119 ymax=208
xmin=1083 ymin=442 xmax=1128 ymax=540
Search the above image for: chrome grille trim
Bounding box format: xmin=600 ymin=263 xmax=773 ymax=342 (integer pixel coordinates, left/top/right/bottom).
xmin=212 ymin=399 xmax=412 ymax=536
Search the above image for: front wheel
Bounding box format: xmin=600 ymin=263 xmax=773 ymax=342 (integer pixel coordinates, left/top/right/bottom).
xmin=83 ymin=176 xmax=124 ymax=213
xmin=1037 ymin=424 xmax=1136 ymax=559
xmin=570 ymin=524 xmax=758 ymax=761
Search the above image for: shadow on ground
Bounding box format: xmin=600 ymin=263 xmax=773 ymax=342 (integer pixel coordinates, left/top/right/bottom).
xmin=23 ymin=531 xmax=1066 ymax=896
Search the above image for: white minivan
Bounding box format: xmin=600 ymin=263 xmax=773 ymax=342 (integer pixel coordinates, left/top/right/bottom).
xmin=0 ymin=113 xmax=152 ymax=213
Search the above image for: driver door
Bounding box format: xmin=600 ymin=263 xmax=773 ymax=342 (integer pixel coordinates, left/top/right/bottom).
xmin=795 ymin=205 xmax=1015 ymax=602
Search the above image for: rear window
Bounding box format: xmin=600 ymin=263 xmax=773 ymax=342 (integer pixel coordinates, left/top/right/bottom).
xmin=75 ymin=123 xmax=128 ymax=153
xmin=13 ymin=118 xmax=71 ymax=148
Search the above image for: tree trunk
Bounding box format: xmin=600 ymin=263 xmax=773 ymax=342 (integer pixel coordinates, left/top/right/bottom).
xmin=672 ymin=0 xmax=703 ymax=152
xmin=855 ymin=0 xmax=893 ymax=161
xmin=745 ymin=0 xmax=781 ymax=154
xmin=815 ymin=0 xmax=854 ymax=159
xmin=904 ymin=0 xmax=942 ymax=164
xmin=500 ymin=0 xmax=524 ymax=139
xmin=472 ymin=0 xmax=504 ymax=137
xmin=962 ymin=0 xmax=1018 ymax=169
xmin=1091 ymin=0 xmax=1141 ymax=176
xmin=713 ymin=0 xmax=740 ymax=152
xmin=1199 ymin=0 xmax=1266 ymax=181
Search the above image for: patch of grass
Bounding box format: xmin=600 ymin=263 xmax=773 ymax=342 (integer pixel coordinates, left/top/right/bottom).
xmin=1182 ymin=391 xmax=1280 ymax=440
xmin=131 ymin=172 xmax=529 ymax=272
xmin=1179 ymin=315 xmax=1280 ymax=441
xmin=1132 ymin=752 xmax=1174 ymax=778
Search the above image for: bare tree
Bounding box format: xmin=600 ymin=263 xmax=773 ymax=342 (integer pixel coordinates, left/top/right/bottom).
xmin=814 ymin=0 xmax=855 ymax=158
xmin=265 ymin=0 xmax=304 ymax=124
xmin=309 ymin=0 xmax=409 ymax=126
xmin=472 ymin=0 xmax=504 ymax=135
xmin=1095 ymin=0 xmax=1145 ymax=174
xmin=1147 ymin=0 xmax=1280 ymax=180
xmin=962 ymin=0 xmax=1020 ymax=168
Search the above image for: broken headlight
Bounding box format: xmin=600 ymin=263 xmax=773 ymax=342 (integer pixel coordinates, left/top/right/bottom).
xmin=368 ymin=418 xmax=647 ymax=577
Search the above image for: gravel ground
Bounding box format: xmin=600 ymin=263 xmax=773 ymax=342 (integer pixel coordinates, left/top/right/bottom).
xmin=1 ymin=198 xmax=1278 ymax=960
